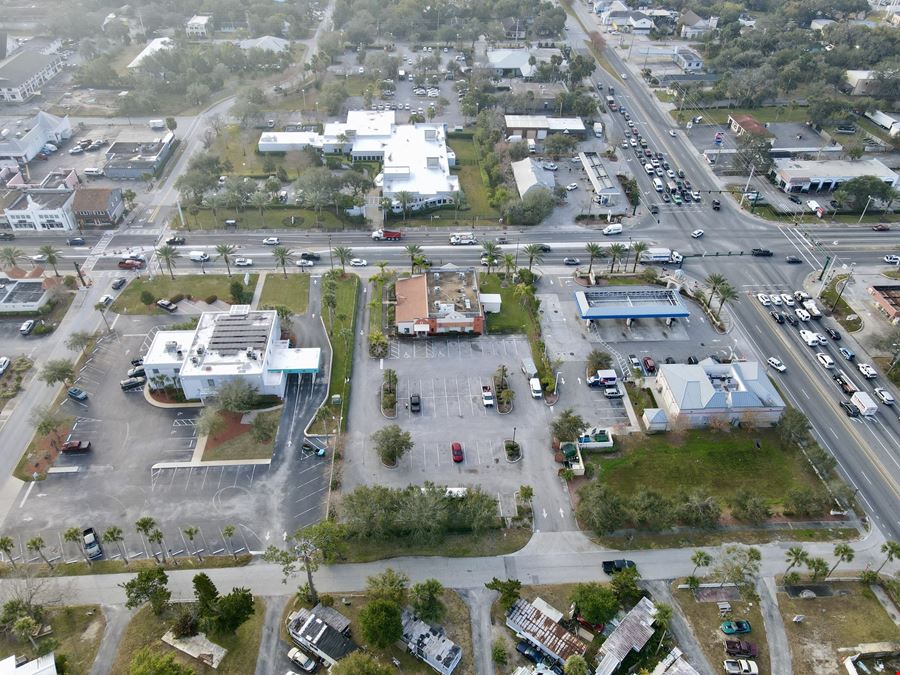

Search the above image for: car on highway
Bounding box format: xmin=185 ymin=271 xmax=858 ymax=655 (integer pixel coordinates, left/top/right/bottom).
xmin=563 ymin=257 xmax=581 ymax=266
xmin=785 ymin=255 xmax=802 ymax=264
xmin=858 ymin=363 xmax=877 ymax=378
xmin=691 ymin=229 xmax=704 ymax=238
xmin=262 ymin=237 xmax=280 ymax=245
xmin=566 ymin=183 xmax=578 ymax=191
xmin=166 ymin=236 xmax=186 ymax=245
xmin=111 ymin=277 xmax=126 ymax=290
xmin=840 ymin=401 xmax=859 ymax=417
xmin=0 ymin=357 xmax=8 ymax=377
xmin=67 ymin=387 xmax=88 ymax=401
xmin=720 ymin=620 xmax=751 ymax=635
xmin=118 ymin=259 xmax=144 ymax=270
xmin=795 ymin=308 xmax=811 ymax=322
xmin=349 ymin=258 xmax=368 ymax=266
xmin=784 ymin=314 xmax=798 ymax=326
xmin=766 ymin=357 xmax=786 ymax=372
xmin=816 ymin=352 xmax=835 ymax=369
xmin=756 ymin=293 xmax=771 ymax=307
xmin=711 ymin=199 xmax=721 ymax=210
xmin=19 ymin=319 xmax=35 ymax=335
xmin=672 ymin=194 xmax=683 ymax=205
xmin=770 ymin=312 xmax=784 ymax=324
xmin=884 ymin=255 xmax=900 ymax=264
xmin=723 ymin=659 xmax=758 ymax=675
xmin=750 ymin=248 xmax=773 ymax=257
xmin=234 ymin=257 xmax=253 ymax=266
xmin=839 ymin=347 xmax=855 ymax=360
xmin=770 ymin=294 xmax=782 ymax=306
xmin=780 ymin=293 xmax=795 ymax=306
xmin=815 ymin=333 xmax=828 ymax=345
xmin=668 ymin=129 xmax=677 ymax=136
xmin=451 ymin=442 xmax=464 ymax=463
xmin=602 ymin=559 xmax=636 ymax=574
xmin=67 ymin=236 xmax=85 ymax=245
xmin=872 ymin=224 xmax=890 ymax=231
xmin=825 ymin=327 xmax=841 ymax=340
xmin=30 ymin=254 xmax=47 ymax=263
xmin=874 ymin=387 xmax=895 ymax=405
xmin=287 ymin=648 xmax=317 ymax=672
xmin=299 ymin=252 xmax=320 ymax=261
xmin=82 ymin=527 xmax=103 ymax=559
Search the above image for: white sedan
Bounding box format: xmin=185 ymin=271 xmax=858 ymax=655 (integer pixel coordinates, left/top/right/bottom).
xmin=691 ymin=229 xmax=704 ymax=238
xmin=668 ymin=129 xmax=677 ymax=137
xmin=566 ymin=183 xmax=578 ymax=191
xmin=234 ymin=258 xmax=253 ymax=266
xmin=296 ymin=259 xmax=314 ymax=267
xmin=262 ymin=237 xmax=280 ymax=245
xmin=349 ymin=258 xmax=368 ymax=267
xmin=770 ymin=295 xmax=782 ymax=306
xmin=766 ymin=357 xmax=786 ymax=372
xmin=816 ymin=352 xmax=835 ymax=369
xmin=884 ymin=255 xmax=900 ymax=264
xmin=756 ymin=293 xmax=771 ymax=306
xmin=780 ymin=293 xmax=795 ymax=306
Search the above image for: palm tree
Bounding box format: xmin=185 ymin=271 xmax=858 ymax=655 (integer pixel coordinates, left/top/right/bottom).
xmin=38 ymin=245 xmax=61 ymax=276
xmin=222 ymin=524 xmax=237 ymax=560
xmin=502 ymin=253 xmax=516 ymax=279
xmin=26 ymin=536 xmax=52 ymax=569
xmin=249 ymin=191 xmax=270 ymax=225
xmin=271 ymin=246 xmax=293 ymax=279
xmin=149 ymin=529 xmax=167 ymax=563
xmin=376 ymin=260 xmax=389 ymax=278
xmin=412 ymin=255 xmax=428 ymax=273
xmin=704 ymin=272 xmax=727 ymax=308
xmin=522 ymin=243 xmax=544 ymax=272
xmin=102 ymin=526 xmax=127 ymax=565
xmin=631 ymin=241 xmax=648 ymax=272
xmin=333 ymin=246 xmax=353 ymax=273
xmin=584 ymin=242 xmax=603 ymax=275
xmin=608 ymin=243 xmax=625 ymax=272
xmin=395 ymin=191 xmax=413 ymax=220
xmin=482 ymin=242 xmax=500 ymax=274
xmin=155 ymin=244 xmax=180 ymax=280
xmin=784 ymin=545 xmax=808 ymax=575
xmin=0 ymin=247 xmax=23 ymax=270
xmin=716 ymin=282 xmax=739 ymax=319
xmin=653 ymin=603 xmax=673 ymax=654
xmin=135 ymin=516 xmax=157 ymax=561
xmin=827 ymin=543 xmax=854 ymax=579
xmin=0 ymin=535 xmax=17 ymax=569
xmin=95 ymin=302 xmax=112 ymax=332
xmin=64 ymin=527 xmax=91 ymax=564
xmin=513 ymin=282 xmax=531 ymax=307
xmin=876 ymin=540 xmax=900 ymax=572
xmin=404 ymin=244 xmax=423 ymax=274
xmin=183 ymin=526 xmax=202 ymax=562
xmin=690 ymin=550 xmax=712 ymax=578
xmin=216 ymin=243 xmax=236 ymax=277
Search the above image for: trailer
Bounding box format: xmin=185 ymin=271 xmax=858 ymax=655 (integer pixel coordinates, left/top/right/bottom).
xmin=481 ymin=385 xmax=494 ymax=406
xmin=851 ymin=391 xmax=877 ymax=416
xmin=371 ymin=229 xmax=402 ymax=241
xmin=802 ymin=300 xmax=822 ymax=319
xmin=640 ymin=247 xmax=683 ymax=264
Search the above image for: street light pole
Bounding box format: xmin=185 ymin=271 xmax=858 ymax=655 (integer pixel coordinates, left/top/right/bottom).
xmin=857 ymin=195 xmax=875 ymax=224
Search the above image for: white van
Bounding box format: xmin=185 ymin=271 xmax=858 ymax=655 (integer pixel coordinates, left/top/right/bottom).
xmin=83 ymin=168 xmax=104 ymax=176
xmin=602 ymin=224 xmax=622 ymax=236
xmin=529 ymin=377 xmax=543 ymax=398
xmin=653 ymin=177 xmax=664 ymax=192
xmin=189 ymin=251 xmax=210 ymax=262
xmin=521 ymin=357 xmax=538 ymax=379
xmin=799 ymin=329 xmax=819 ymax=347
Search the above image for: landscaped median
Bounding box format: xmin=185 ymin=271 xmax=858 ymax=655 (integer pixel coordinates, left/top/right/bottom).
xmin=111 ymin=275 xmax=258 ymax=315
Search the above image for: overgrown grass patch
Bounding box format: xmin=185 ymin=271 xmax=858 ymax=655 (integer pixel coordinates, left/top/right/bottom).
xmin=187 ymin=207 xmax=349 ymax=231
xmin=596 ymin=429 xmax=828 ymax=510
xmin=480 ymin=273 xmax=532 ymax=334
xmin=343 ymin=527 xmax=531 ymax=562
xmin=258 ymin=273 xmax=310 ymax=315
xmin=453 ymin=165 xmax=499 ymax=217
xmin=201 ymin=410 xmax=280 ymax=462
xmin=110 ymin=598 xmax=265 ymax=675
xmin=672 ymin=105 xmax=810 ymax=124
xmin=596 ymin=527 xmax=859 ymax=550
xmin=111 ymin=275 xmax=257 ymax=315
xmin=0 ymin=604 xmax=105 ymax=673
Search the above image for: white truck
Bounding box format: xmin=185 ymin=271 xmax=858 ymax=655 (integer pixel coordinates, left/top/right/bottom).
xmin=449 ymin=232 xmax=476 ymax=245
xmin=148 ymin=119 xmax=166 ymax=130
xmin=851 ymin=391 xmax=877 ymax=416
xmin=481 ymin=385 xmax=494 ymax=406
xmin=802 ymin=300 xmax=822 ymax=319
xmin=640 ymin=247 xmax=683 ymax=264
xmin=593 ymin=122 xmax=603 ymax=138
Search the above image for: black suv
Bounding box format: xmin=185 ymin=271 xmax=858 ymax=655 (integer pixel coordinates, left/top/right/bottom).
xmin=602 ymin=559 xmax=636 ymax=574
xmin=299 ymin=251 xmax=321 ymax=260
xmin=0 ymin=232 xmax=14 ymax=240
xmin=751 ymin=248 xmax=773 ymax=257
xmin=166 ymin=236 xmax=186 ymax=245
xmin=409 ymin=394 xmax=421 ymax=413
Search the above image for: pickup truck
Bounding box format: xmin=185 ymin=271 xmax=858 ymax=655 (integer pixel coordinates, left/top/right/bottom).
xmin=832 ymin=370 xmax=859 ymax=395
xmin=725 ymin=640 xmax=758 ymax=658
xmin=61 ymin=440 xmax=92 ymax=453
xmin=602 ymin=559 xmax=635 ymax=574
xmin=82 ymin=527 xmax=103 ymax=559
xmin=481 ymin=385 xmax=494 ymax=406
xmin=750 ymin=248 xmax=773 ymax=257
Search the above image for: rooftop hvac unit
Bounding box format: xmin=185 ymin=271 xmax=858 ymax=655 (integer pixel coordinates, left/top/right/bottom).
xmin=433 ymin=272 xmax=440 ymax=280
xmin=433 ymin=286 xmax=440 ymax=293
xmin=464 ymin=298 xmax=471 ymax=309
xmin=190 ymin=356 xmax=199 ymax=365
xmin=197 ymin=345 xmax=205 ymax=354
xmin=165 ymin=340 xmax=178 ymax=351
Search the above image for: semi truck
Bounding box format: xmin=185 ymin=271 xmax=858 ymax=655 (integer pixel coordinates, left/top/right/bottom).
xmin=640 ymin=247 xmax=683 ymax=264
xmin=371 ymin=229 xmax=402 ymax=241
xmin=851 ymin=391 xmax=877 ymax=416
xmin=802 ymin=300 xmax=822 ymax=319
xmin=481 ymin=385 xmax=494 ymax=406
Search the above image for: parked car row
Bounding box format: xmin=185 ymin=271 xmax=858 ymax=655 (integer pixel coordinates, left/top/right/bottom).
xmin=121 ymin=357 xmax=146 ymax=391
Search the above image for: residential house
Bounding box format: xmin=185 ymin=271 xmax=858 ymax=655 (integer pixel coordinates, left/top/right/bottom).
xmin=846 ymin=70 xmax=882 ymax=96
xmin=810 ymin=18 xmax=835 ymax=30
xmin=72 ymin=187 xmax=124 ymax=227
xmin=506 ymin=598 xmax=587 ymax=665
xmin=643 ymin=359 xmax=785 ymax=429
xmin=0 ymin=112 xmax=72 ymax=166
xmin=0 ymin=652 xmax=57 ymax=674
xmin=865 ymin=110 xmax=900 ymax=137
xmin=595 ymin=598 xmax=658 ymax=675
xmin=238 ymin=36 xmax=290 ymax=52
xmin=772 ymin=158 xmax=898 ymax=193
xmin=186 ymin=15 xmax=212 ymax=37
xmin=504 ymin=114 xmax=587 ymax=139
xmin=0 ymin=49 xmax=64 ymax=103
xmin=286 ymin=605 xmax=357 ymax=667
xmin=2 ymin=189 xmax=76 ymax=231
xmin=672 ymin=47 xmax=703 ymax=72
xmin=651 ymin=648 xmax=702 ymax=674
xmin=400 ymin=608 xmax=462 ymax=675
xmin=597 ymin=2 xmax=657 ymax=34
xmin=680 ymin=10 xmax=718 ymax=38
xmin=511 ymin=158 xmax=555 ymax=198
xmin=727 ymin=114 xmax=773 ymax=139
xmin=394 ymin=265 xmax=486 ymax=336
xmin=142 ymin=306 xmax=321 ymax=401
xmin=502 ymin=17 xmax=527 ymax=40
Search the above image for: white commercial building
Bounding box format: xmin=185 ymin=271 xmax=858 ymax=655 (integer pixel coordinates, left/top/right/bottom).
xmin=772 ymin=157 xmax=898 ymax=193
xmin=258 ymin=111 xmax=460 ymax=211
xmin=0 ymin=652 xmax=57 ymax=674
xmin=186 ymin=15 xmax=212 ymax=37
xmin=142 ymin=306 xmax=320 ymax=401
xmin=504 ymin=115 xmax=587 ymax=139
xmin=1 ymin=189 xmax=76 ymax=231
xmin=0 ymin=111 xmax=72 ymax=166
xmin=127 ymin=37 xmax=175 ymax=69
xmin=511 ymin=158 xmax=555 ymax=198
xmin=239 ymin=36 xmax=290 ymax=52
xmin=0 ymin=49 xmax=64 ymax=103
xmin=484 ymin=48 xmax=563 ymax=78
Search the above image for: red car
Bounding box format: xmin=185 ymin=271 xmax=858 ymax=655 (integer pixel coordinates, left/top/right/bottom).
xmin=118 ymin=259 xmax=144 ymax=270
xmin=61 ymin=440 xmax=92 ymax=453
xmin=451 ymin=442 xmax=464 ymax=463
xmin=872 ymin=224 xmax=890 ymax=231
xmin=642 ymin=356 xmax=656 ymax=374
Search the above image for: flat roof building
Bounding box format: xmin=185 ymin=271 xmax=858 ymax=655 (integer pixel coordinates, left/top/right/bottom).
xmin=395 ymin=265 xmax=485 ymax=336
xmin=575 ymin=287 xmax=690 ymax=321
xmin=578 ymin=152 xmax=621 ymax=202
xmin=186 ymin=15 xmax=212 ymax=37
xmin=142 ymin=306 xmax=320 ymax=401
xmin=511 ymin=158 xmax=555 ymax=198
xmin=772 ymin=157 xmax=898 ymax=193
xmin=0 ymin=276 xmax=50 ymax=313
xmin=868 ymin=285 xmax=900 ymax=323
xmin=2 ymin=189 xmax=76 ymax=231
xmin=504 ymin=115 xmax=587 ymax=140
xmin=401 ymin=608 xmax=462 ymax=674
xmin=103 ymin=129 xmax=177 ymax=179
xmin=0 ymin=652 xmax=57 ymax=674
xmin=484 ymin=48 xmax=563 ymax=79
xmin=239 ymin=36 xmax=290 ymax=52
xmin=0 ymin=49 xmax=64 ymax=103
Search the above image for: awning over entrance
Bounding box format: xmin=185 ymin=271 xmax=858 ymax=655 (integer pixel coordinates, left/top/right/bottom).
xmin=267 ymin=346 xmax=321 ymax=374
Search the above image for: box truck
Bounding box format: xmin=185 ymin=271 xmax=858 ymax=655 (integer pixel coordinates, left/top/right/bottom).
xmin=851 ymin=391 xmax=877 ymax=416
xmin=640 ymin=247 xmax=683 ymax=264
xmin=802 ymin=300 xmax=822 ymax=319
xmin=593 ymin=122 xmax=603 ymax=138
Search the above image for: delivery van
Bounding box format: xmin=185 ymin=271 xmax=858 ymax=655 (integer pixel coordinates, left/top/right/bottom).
xmin=602 ymin=224 xmax=622 ymax=235
xmin=189 ymin=251 xmax=210 ymax=262
xmin=529 ymin=377 xmax=543 ymax=398
xmin=521 ymin=357 xmax=538 ymax=379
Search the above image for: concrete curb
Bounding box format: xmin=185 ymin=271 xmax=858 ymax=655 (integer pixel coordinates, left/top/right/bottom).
xmin=143 ymin=385 xmax=203 ymax=409
xmin=151 ymin=458 xmax=271 ymax=470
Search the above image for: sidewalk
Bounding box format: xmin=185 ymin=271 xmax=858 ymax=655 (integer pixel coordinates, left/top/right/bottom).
xmin=249 ymin=270 xmax=268 ymax=309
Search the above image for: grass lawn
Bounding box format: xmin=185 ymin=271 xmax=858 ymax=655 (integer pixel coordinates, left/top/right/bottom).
xmin=883 ymin=268 xmax=900 ymax=279
xmin=654 ymin=90 xmax=677 ymax=102
xmin=0 ymin=604 xmax=105 ymax=673
xmin=109 ymin=598 xmax=265 ymax=675
xmin=111 ymin=275 xmax=258 ymax=315
xmin=369 ymin=275 xmax=386 ymax=336
xmin=778 ymin=582 xmax=898 ymax=675
xmin=187 ymin=207 xmax=348 ymax=231
xmin=258 ymin=273 xmax=310 ymax=315
xmin=309 ymin=274 xmax=359 ymax=434
xmin=201 ymin=410 xmax=280 ymax=462
xmin=595 ymin=429 xmax=828 ymax=511
xmin=449 ymin=136 xmax=479 ymax=164
xmin=624 ymin=382 xmax=653 ymax=420
xmin=673 ymin=584 xmax=770 ymax=675
xmin=453 ymin=165 xmax=498 ymax=217
xmin=596 ymin=527 xmax=859 ymax=550
xmin=344 ymin=527 xmax=531 ymax=562
xmin=673 ymin=105 xmax=810 ymax=125
xmin=480 ymin=273 xmax=532 ymax=334
xmin=872 ymin=356 xmax=900 ymax=387
xmin=206 ymin=124 xmax=316 ymax=177
xmin=819 ymin=275 xmax=863 ymax=332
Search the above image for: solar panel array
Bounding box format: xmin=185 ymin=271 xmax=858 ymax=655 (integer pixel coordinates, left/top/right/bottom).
xmin=207 ymin=312 xmax=271 ymax=355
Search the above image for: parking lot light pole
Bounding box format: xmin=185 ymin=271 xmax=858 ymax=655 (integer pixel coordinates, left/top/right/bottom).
xmin=512 ymin=426 xmax=516 ymax=444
